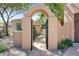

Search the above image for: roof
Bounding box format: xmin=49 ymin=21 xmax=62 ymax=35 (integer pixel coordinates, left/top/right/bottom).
xmin=65 ymin=4 xmax=79 ymax=14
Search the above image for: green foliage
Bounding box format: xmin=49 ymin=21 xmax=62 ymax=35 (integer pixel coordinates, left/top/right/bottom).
xmin=58 ymin=38 xmax=73 ymax=49
xmin=38 ymin=12 xmax=47 ymax=29
xmin=0 ymin=42 xmax=7 ymax=53
xmin=0 ymin=3 xmax=30 ymax=11
xmin=45 ymin=3 xmax=64 ymax=24
xmin=32 ymin=25 xmax=37 ymax=41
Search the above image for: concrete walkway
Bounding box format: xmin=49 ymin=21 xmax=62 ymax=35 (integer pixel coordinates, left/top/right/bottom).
xmin=63 ymin=43 xmax=79 ymax=56
xmin=29 ymin=34 xmax=54 ymax=56
xmin=29 ymin=46 xmax=54 ymax=56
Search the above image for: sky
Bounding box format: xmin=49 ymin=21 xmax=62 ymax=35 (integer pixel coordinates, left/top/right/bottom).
xmin=0 ymin=3 xmax=44 ymax=22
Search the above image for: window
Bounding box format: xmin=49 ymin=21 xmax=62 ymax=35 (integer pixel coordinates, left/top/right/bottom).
xmin=16 ymin=23 xmax=22 ymax=31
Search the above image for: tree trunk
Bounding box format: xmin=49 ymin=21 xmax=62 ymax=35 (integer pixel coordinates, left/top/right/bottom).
xmin=4 ymin=23 xmax=9 ymax=36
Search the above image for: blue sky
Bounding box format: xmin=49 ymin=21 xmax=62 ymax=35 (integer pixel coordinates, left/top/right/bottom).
xmin=10 ymin=11 xmax=41 ymax=21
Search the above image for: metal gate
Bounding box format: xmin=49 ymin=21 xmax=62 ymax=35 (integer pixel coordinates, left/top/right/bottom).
xmin=45 ymin=19 xmax=48 ymax=49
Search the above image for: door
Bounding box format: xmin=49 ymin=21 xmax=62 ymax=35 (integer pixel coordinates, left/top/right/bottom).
xmin=75 ymin=20 xmax=79 ymax=43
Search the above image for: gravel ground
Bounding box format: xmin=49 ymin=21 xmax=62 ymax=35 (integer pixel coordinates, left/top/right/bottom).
xmin=0 ymin=36 xmax=30 ymax=56
xmin=0 ymin=35 xmax=68 ymax=56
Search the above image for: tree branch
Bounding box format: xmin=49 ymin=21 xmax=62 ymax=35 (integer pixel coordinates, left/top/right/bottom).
xmin=8 ymin=8 xmax=14 ymax=17
xmin=0 ymin=13 xmax=6 ymax=24
xmin=2 ymin=7 xmax=10 ymax=24
xmin=0 ymin=10 xmax=6 ymax=24
xmin=9 ymin=10 xmax=24 ymax=19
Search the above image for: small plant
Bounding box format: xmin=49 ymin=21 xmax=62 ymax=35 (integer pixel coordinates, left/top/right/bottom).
xmin=58 ymin=38 xmax=73 ymax=49
xmin=0 ymin=42 xmax=7 ymax=53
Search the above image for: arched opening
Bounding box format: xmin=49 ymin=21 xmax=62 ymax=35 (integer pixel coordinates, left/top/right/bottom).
xmin=22 ymin=5 xmax=58 ymax=50
xmin=31 ymin=12 xmax=48 ymax=50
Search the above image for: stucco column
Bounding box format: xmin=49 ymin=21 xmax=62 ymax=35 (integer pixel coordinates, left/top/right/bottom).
xmin=48 ymin=16 xmax=58 ymax=50
xmin=22 ymin=17 xmax=31 ymax=50
xmin=71 ymin=16 xmax=74 ymax=41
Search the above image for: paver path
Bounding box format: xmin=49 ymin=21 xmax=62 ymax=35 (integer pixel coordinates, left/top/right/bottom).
xmin=63 ymin=43 xmax=79 ymax=56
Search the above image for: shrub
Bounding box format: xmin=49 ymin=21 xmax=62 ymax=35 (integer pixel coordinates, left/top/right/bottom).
xmin=0 ymin=43 xmax=7 ymax=53
xmin=58 ymin=38 xmax=73 ymax=49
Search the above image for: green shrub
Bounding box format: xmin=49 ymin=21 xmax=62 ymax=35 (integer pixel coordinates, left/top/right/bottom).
xmin=0 ymin=43 xmax=7 ymax=53
xmin=58 ymin=38 xmax=73 ymax=49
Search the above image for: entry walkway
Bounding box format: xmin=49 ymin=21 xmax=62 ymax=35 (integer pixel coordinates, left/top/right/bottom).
xmin=29 ymin=35 xmax=54 ymax=56
xmin=63 ymin=43 xmax=79 ymax=56
xmin=29 ymin=46 xmax=54 ymax=56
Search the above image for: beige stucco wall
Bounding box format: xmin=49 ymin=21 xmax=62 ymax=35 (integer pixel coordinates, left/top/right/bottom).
xmin=12 ymin=19 xmax=22 ymax=47
xmin=57 ymin=22 xmax=64 ymax=43
xmin=48 ymin=17 xmax=58 ymax=50
xmin=64 ymin=5 xmax=74 ymax=41
xmin=26 ymin=5 xmax=54 ymax=17
xmin=22 ymin=17 xmax=31 ymax=49
xmin=22 ymin=5 xmax=59 ymax=50
xmin=12 ymin=4 xmax=79 ymax=51
xmin=13 ymin=31 xmax=22 ymax=47
xmin=12 ymin=5 xmax=65 ymax=50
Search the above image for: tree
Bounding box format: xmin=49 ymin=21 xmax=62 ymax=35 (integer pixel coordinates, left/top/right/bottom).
xmin=0 ymin=3 xmax=30 ymax=36
xmin=45 ymin=3 xmax=64 ymax=25
xmin=38 ymin=12 xmax=47 ymax=29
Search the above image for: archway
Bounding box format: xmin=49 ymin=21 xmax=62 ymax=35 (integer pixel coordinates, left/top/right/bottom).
xmin=31 ymin=12 xmax=48 ymax=50
xmin=22 ymin=5 xmax=58 ymax=50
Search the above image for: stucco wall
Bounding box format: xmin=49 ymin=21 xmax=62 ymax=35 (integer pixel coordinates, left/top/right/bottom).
xmin=64 ymin=5 xmax=74 ymax=41
xmin=12 ymin=5 xmax=65 ymax=50
xmin=57 ymin=22 xmax=64 ymax=43
xmin=22 ymin=17 xmax=31 ymax=49
xmin=13 ymin=31 xmax=22 ymax=47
